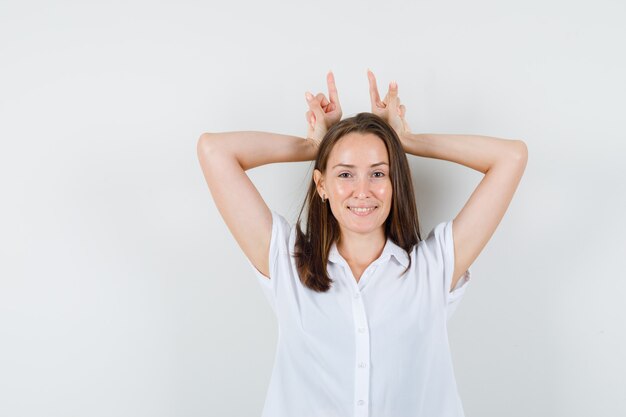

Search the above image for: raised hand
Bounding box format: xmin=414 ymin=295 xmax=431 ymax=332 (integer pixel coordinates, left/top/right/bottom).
xmin=305 ymin=71 xmax=343 ymax=146
xmin=367 ymin=69 xmax=411 ymax=138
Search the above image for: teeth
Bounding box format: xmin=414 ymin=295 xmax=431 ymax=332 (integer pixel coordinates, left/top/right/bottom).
xmin=349 ymin=206 xmax=376 ymax=213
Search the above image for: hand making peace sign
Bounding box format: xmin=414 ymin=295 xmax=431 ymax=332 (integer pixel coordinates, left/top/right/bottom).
xmin=304 ymin=71 xmax=343 ymax=147
xmin=367 ymin=69 xmax=411 ymax=139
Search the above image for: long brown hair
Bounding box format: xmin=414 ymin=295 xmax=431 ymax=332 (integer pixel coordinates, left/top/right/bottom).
xmin=294 ymin=112 xmax=422 ymax=292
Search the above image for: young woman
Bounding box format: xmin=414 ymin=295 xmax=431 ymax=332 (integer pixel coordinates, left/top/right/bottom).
xmin=197 ymin=70 xmax=527 ymax=417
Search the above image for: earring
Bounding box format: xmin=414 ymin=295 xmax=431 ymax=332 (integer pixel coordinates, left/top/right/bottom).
xmin=321 ymin=194 xmax=326 ymax=203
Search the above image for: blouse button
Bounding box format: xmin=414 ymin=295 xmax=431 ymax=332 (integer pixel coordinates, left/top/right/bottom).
xmin=358 ymin=361 xmax=367 ymax=368
xmin=353 ymin=293 xmax=360 ymax=299
xmin=357 ymin=400 xmax=365 ymax=406
xmin=358 ymin=327 xmax=366 ymax=333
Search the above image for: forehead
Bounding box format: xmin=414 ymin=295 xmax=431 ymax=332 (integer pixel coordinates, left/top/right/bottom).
xmin=328 ymin=132 xmax=389 ymax=167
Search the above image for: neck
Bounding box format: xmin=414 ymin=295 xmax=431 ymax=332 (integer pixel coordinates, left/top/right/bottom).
xmin=337 ymin=227 xmax=386 ymax=266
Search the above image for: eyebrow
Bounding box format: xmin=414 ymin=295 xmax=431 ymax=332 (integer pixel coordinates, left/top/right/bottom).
xmin=332 ymin=162 xmax=389 ymax=169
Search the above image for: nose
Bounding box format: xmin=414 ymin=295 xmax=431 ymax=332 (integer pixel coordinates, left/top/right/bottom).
xmin=355 ymin=176 xmax=370 ymax=199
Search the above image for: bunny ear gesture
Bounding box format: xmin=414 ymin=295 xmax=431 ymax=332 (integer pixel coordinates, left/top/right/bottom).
xmin=305 ymin=71 xmax=343 ymax=146
xmin=367 ymin=69 xmax=410 ymax=138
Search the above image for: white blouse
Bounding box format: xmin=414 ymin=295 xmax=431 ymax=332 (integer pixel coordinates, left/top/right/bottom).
xmin=247 ymin=209 xmax=472 ymax=417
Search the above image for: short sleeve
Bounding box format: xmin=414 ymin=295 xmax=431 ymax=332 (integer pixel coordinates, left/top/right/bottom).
xmin=244 ymin=209 xmax=292 ymax=311
xmin=420 ymin=220 xmax=471 ymax=320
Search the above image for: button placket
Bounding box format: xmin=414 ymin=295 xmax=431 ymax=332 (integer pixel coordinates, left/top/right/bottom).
xmin=356 ymin=264 xmax=377 ymax=290
xmin=348 ymin=269 xmax=370 ymax=417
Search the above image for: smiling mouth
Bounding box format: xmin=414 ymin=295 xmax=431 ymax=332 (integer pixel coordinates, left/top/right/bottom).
xmin=347 ymin=206 xmax=378 ymax=216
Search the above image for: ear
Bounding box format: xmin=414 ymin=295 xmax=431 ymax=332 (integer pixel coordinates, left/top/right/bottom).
xmin=313 ymin=169 xmax=325 ymax=197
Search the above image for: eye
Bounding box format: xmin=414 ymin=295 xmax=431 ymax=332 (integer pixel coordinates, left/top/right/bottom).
xmin=373 ymin=171 xmax=385 ymax=178
xmin=338 ymin=172 xmax=351 ymax=178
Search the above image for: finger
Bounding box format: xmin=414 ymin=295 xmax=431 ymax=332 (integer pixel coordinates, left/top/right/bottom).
xmin=402 ymin=116 xmax=411 ymax=134
xmin=307 ymin=91 xmax=322 ymax=108
xmin=399 ymin=104 xmax=406 ymax=118
xmin=305 ymin=91 xmax=326 ymax=121
xmin=305 ymin=109 xmax=313 ymax=125
xmin=327 ymin=71 xmax=340 ymax=105
xmin=384 ymin=81 xmax=400 ymax=111
xmin=388 ymin=81 xmax=399 ymax=102
xmin=367 ymin=68 xmax=382 ymax=107
xmin=316 ymin=93 xmax=329 ymax=108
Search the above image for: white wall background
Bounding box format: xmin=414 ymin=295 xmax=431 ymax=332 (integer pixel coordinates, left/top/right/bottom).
xmin=1 ymin=0 xmax=625 ymax=416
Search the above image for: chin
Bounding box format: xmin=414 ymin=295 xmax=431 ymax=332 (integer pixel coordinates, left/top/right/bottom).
xmin=344 ymin=218 xmax=385 ymax=233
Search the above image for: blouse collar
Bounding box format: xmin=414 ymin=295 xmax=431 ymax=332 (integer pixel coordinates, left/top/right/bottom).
xmin=328 ymin=237 xmax=410 ymax=268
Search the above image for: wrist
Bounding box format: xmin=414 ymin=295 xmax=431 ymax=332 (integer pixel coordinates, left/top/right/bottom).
xmin=400 ymin=131 xmax=430 ymax=157
xmin=307 ymin=127 xmax=327 ymax=145
xmin=304 ymin=137 xmax=321 ymax=157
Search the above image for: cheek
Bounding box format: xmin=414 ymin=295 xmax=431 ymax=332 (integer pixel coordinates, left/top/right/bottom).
xmin=333 ymin=183 xmax=352 ymax=197
xmin=374 ymin=182 xmax=392 ymax=198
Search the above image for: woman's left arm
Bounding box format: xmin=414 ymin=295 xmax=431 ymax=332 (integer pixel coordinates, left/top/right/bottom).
xmin=365 ymin=69 xmax=528 ymax=292
xmin=401 ymin=132 xmax=528 ymax=292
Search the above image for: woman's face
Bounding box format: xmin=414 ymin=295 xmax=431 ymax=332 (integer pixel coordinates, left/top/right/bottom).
xmin=314 ymin=132 xmax=392 ymax=237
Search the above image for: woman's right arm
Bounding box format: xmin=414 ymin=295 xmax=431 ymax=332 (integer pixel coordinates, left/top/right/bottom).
xmin=196 ymin=132 xmax=317 ymax=278
xmin=198 ymin=71 xmax=342 ymax=279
